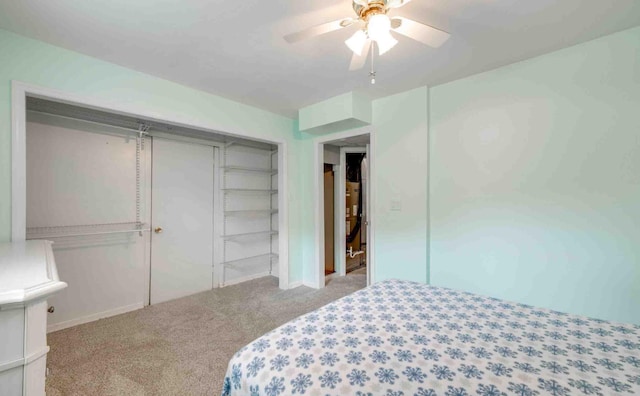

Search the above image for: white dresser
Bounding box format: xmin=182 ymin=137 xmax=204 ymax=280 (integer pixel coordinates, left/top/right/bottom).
xmin=0 ymin=240 xmax=67 ymax=396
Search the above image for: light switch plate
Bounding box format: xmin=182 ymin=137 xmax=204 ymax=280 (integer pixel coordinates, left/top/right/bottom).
xmin=390 ymin=200 xmax=401 ymax=211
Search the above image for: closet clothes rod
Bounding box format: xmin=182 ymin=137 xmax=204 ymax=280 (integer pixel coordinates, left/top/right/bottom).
xmin=27 ymin=109 xmax=150 ymax=136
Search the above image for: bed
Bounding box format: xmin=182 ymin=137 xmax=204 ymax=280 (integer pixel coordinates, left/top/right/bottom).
xmin=222 ymin=279 xmax=640 ymax=395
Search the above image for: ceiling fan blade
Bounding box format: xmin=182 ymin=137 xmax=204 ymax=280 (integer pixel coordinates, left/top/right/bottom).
xmin=391 ymin=17 xmax=450 ymax=48
xmin=284 ymin=18 xmax=356 ymax=44
xmin=386 ymin=0 xmax=412 ymax=8
xmin=349 ymin=40 xmax=371 ymax=71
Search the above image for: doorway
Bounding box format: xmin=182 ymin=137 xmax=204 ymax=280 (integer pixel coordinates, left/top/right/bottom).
xmin=314 ymin=128 xmax=374 ymax=289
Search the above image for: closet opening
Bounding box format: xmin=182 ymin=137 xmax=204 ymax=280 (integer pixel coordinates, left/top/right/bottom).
xmin=12 ymin=85 xmax=288 ymax=332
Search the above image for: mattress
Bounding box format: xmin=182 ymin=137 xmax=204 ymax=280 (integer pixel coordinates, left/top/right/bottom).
xmin=222 ymin=279 xmax=640 ymax=395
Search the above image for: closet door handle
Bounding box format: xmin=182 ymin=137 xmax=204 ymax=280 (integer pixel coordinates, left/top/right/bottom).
xmin=154 ymin=227 xmax=163 ymax=234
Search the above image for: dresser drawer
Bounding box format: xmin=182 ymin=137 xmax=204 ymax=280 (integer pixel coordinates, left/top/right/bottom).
xmin=24 ymin=353 xmax=47 ymax=396
xmin=0 ymin=365 xmax=23 ymax=396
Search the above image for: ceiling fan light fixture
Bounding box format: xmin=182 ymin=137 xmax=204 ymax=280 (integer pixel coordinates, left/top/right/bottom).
xmin=345 ymin=30 xmax=369 ymax=55
xmin=284 ymin=0 xmax=451 ymax=77
xmin=375 ymin=32 xmax=398 ymax=55
xmin=367 ymin=14 xmax=391 ymax=42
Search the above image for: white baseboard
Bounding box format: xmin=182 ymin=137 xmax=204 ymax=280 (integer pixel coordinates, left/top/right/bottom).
xmin=289 ymin=281 xmax=317 ymax=289
xmin=223 ymin=272 xmax=275 ymax=287
xmin=284 ymin=280 xmax=316 ymax=289
xmin=47 ymin=303 xmax=144 ymax=333
xmin=288 ymin=281 xmax=303 ymax=289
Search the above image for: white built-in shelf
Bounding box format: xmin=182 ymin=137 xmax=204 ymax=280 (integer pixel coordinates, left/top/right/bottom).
xmin=222 ymin=253 xmax=278 ymax=267
xmin=222 ymin=188 xmax=278 ymax=194
xmin=225 ymin=209 xmax=278 ymax=217
xmin=222 ymin=166 xmax=278 ymax=175
xmin=222 ymin=230 xmax=278 ymax=241
xmin=221 ymin=143 xmax=278 ymax=286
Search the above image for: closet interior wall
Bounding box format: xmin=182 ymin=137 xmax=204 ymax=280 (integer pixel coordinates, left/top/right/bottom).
xmin=25 ymin=111 xmax=151 ymax=332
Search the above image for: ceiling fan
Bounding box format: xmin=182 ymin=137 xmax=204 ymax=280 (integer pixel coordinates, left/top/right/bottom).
xmin=284 ymin=0 xmax=451 ymax=75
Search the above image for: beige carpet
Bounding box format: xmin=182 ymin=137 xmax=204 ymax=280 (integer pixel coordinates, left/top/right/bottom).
xmin=46 ymin=274 xmax=366 ymax=396
xmin=349 ymin=266 xmax=367 ymax=276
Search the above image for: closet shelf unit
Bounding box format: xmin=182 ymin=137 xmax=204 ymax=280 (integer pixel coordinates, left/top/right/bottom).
xmin=221 ymin=141 xmax=279 ymax=286
xmin=222 ymin=253 xmax=279 ymax=268
xmin=222 ymin=230 xmax=278 ymax=241
xmin=225 ymin=209 xmax=278 ymax=216
xmin=222 ymin=165 xmax=278 ymax=175
xmin=222 ymin=188 xmax=278 ymax=194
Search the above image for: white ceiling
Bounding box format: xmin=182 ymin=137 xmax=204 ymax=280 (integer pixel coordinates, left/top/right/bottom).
xmin=1 ymin=0 xmax=639 ymax=118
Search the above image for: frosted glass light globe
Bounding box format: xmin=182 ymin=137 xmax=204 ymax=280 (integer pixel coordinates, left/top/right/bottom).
xmin=367 ymin=14 xmax=391 ymax=42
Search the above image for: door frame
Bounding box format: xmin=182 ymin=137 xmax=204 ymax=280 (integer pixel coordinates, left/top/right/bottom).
xmin=313 ymin=126 xmax=375 ymax=289
xmin=11 ymin=81 xmax=290 ymax=290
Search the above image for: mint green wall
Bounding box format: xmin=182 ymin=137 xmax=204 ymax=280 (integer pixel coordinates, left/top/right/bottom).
xmin=0 ymin=29 xmax=304 ymax=283
xmin=293 ymin=131 xmax=317 ymax=285
xmin=3 ymin=24 xmax=637 ymax=323
xmin=372 ymin=87 xmax=429 ymax=283
xmin=429 ymin=27 xmax=640 ymax=324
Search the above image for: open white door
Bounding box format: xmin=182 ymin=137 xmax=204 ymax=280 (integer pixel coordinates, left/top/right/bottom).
xmin=151 ymin=137 xmax=214 ymax=304
xmin=314 ymin=128 xmax=373 ymax=289
xmin=365 ymin=143 xmax=371 ymax=285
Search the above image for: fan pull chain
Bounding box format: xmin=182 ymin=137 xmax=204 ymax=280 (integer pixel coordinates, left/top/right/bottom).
xmin=369 ymin=42 xmax=376 ymax=84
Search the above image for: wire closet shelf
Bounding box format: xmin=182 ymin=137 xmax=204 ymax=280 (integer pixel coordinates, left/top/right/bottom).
xmin=26 ymin=222 xmax=150 ymax=239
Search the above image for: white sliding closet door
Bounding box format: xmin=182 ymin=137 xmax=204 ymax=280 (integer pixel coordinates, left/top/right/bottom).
xmin=151 ymin=138 xmax=214 ymax=304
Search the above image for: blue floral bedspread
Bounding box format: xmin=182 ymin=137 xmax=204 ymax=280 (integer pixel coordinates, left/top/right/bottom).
xmin=222 ymin=279 xmax=640 ymax=396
